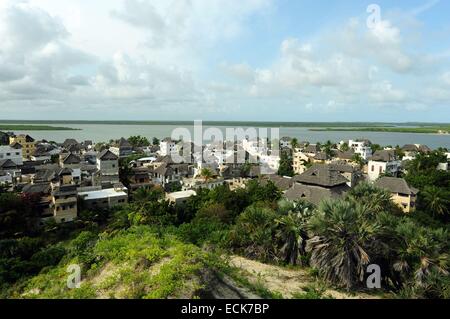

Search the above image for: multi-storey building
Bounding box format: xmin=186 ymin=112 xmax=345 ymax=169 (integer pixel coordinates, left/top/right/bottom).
xmin=9 ymin=134 xmax=36 ymax=159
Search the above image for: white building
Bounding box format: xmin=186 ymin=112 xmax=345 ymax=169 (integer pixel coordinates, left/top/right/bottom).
xmin=159 ymin=138 xmax=177 ymax=156
xmin=166 ymin=190 xmax=197 ymax=205
xmin=368 ymin=150 xmax=401 ymax=181
xmin=349 ymin=140 xmax=372 ymax=160
xmin=242 ymin=138 xmax=280 ymax=174
xmin=78 ymin=186 xmax=128 ymax=210
xmin=280 ymin=137 xmax=292 ymax=149
xmin=0 ymin=145 xmax=23 ymax=165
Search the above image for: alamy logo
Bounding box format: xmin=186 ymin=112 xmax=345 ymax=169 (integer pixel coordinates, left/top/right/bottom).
xmin=367 ymin=4 xmax=381 ymax=29
xmin=170 ymin=120 xmax=280 ymax=175
xmin=366 ymin=264 xmax=381 ymax=289
xmin=67 ymin=264 xmax=81 ymax=289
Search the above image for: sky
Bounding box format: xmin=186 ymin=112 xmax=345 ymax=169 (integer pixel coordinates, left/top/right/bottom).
xmin=0 ymin=0 xmax=450 ymax=122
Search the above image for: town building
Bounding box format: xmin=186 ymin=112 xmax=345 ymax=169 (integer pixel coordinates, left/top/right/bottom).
xmin=349 ymin=139 xmax=372 ymax=160
xmin=368 ymin=150 xmax=401 ymax=181
xmin=159 ymin=138 xmax=177 ymax=156
xmin=280 ymin=137 xmax=292 ymax=149
xmin=401 ymin=144 xmax=432 ymax=160
xmin=78 ymin=185 xmax=128 ymax=210
xmin=259 ymin=175 xmax=294 ymax=192
xmin=96 ymin=149 xmax=120 ymax=185
xmin=9 ymin=134 xmax=36 ymax=159
xmin=375 ymin=177 xmax=418 ymax=213
xmin=284 ymin=164 xmax=350 ymax=206
xmin=166 ymin=190 xmax=197 ymax=205
xmin=0 ymin=144 xmax=23 ymax=165
xmin=0 ymin=159 xmax=21 ymax=184
xmin=22 ymin=183 xmax=53 ymax=218
xmin=293 ymin=150 xmax=310 ymax=175
xmin=110 ymin=138 xmax=133 ymax=158
xmin=51 ymin=185 xmax=78 ymax=223
xmin=181 ymin=176 xmax=225 ymax=191
xmin=0 ymin=131 xmax=13 ymax=145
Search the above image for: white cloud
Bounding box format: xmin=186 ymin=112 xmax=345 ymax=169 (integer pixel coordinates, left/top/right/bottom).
xmin=0 ymin=0 xmax=449 ymax=120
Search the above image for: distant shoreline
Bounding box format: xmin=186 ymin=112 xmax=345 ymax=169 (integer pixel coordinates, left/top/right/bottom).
xmin=1 ymin=120 xmax=449 ymax=128
xmin=0 ymin=125 xmax=80 ymax=131
xmin=310 ymin=127 xmax=450 ymax=134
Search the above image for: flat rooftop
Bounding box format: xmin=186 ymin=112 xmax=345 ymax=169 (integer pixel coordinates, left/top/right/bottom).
xmin=78 ymin=188 xmax=127 ymax=200
xmin=166 ymin=190 xmax=197 ymax=199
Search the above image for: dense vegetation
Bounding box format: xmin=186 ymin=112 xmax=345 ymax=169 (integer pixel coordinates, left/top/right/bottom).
xmin=1 ymin=152 xmax=449 ymax=299
xmin=0 ymin=125 xmax=79 ymax=131
xmin=310 ymin=127 xmax=450 ymax=134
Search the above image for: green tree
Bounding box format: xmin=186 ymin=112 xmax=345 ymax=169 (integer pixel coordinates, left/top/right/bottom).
xmin=277 ymin=151 xmax=294 ymax=177
xmin=291 ymin=138 xmax=299 ymax=149
xmin=382 ymin=218 xmax=449 ymax=297
xmin=307 ymin=200 xmax=381 ymax=290
xmin=275 ymin=200 xmax=315 ymax=265
xmin=421 ymin=186 xmax=450 ymax=217
xmin=346 ymin=182 xmax=400 ymax=217
xmin=340 ymin=142 xmax=350 ymax=152
xmin=228 ymin=204 xmax=278 ymax=262
xmin=196 ymin=203 xmax=233 ymax=224
xmin=128 ymin=135 xmax=150 ymax=147
xmin=351 ymin=153 xmax=365 ymax=168
xmin=200 ymin=168 xmax=214 ymax=182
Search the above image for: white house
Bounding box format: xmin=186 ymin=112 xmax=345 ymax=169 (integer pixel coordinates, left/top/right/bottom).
xmin=159 ymin=138 xmax=177 ymax=156
xmin=0 ymin=145 xmax=23 ymax=165
xmin=368 ymin=150 xmax=401 ymax=181
xmin=166 ymin=190 xmax=197 ymax=205
xmin=349 ymin=140 xmax=372 ymax=160
xmin=78 ymin=185 xmax=128 ymax=210
xmin=96 ymin=149 xmax=120 ymax=184
xmin=280 ymin=137 xmax=292 ymax=149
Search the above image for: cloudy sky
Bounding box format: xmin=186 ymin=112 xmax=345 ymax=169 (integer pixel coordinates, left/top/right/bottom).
xmin=0 ymin=0 xmax=449 ymax=122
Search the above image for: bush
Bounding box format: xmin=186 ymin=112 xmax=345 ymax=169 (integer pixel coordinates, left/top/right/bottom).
xmin=227 ymin=204 xmax=278 ymax=262
xmin=196 ymin=203 xmax=234 ymax=224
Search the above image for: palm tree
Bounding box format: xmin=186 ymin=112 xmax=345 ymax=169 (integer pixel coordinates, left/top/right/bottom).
xmin=200 ymin=168 xmax=214 ymax=182
xmin=229 ymin=205 xmax=278 ymax=261
xmin=388 ymin=219 xmax=449 ymax=292
xmin=421 ymin=186 xmax=450 ymax=217
xmin=351 ymin=153 xmax=365 ymax=168
xmin=275 ymin=200 xmax=315 ymax=265
xmin=322 ymin=140 xmax=336 ymax=159
xmin=340 ymin=142 xmax=350 ymax=152
xmin=346 ymin=182 xmax=397 ymax=217
xmin=306 ymin=200 xmax=380 ymax=290
xmin=291 ymin=138 xmax=299 ymax=150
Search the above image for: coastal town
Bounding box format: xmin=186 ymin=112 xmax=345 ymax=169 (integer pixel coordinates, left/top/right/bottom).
xmin=1 ymin=130 xmax=449 ymax=223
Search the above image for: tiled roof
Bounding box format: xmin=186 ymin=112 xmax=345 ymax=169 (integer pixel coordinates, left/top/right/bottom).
xmin=292 ymin=164 xmax=348 ymax=187
xmin=119 ymin=137 xmax=132 ymax=148
xmin=375 ymin=177 xmax=419 ymax=195
xmin=336 ymin=150 xmax=355 ymax=160
xmin=0 ymin=159 xmax=18 ymax=169
xmin=22 ymin=183 xmax=51 ymax=194
xmin=62 ymin=153 xmax=81 ymax=164
xmin=259 ymin=175 xmax=294 ymax=191
xmin=369 ymin=150 xmax=397 ymax=162
xmin=304 ymin=144 xmax=320 ymax=154
xmin=98 ymin=149 xmax=118 ymax=161
xmin=284 ymin=183 xmax=346 ymax=206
